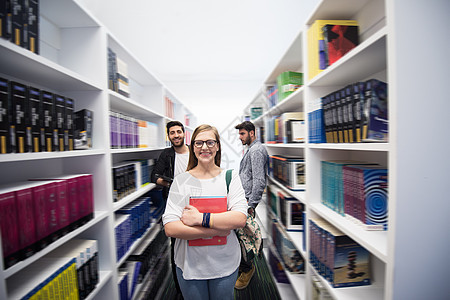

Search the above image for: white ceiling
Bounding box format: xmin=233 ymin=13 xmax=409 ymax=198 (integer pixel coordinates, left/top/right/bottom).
xmin=78 ymin=0 xmax=319 ymax=131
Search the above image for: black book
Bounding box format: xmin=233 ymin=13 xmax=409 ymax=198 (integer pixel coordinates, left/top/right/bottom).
xmin=344 ymin=85 xmax=355 ymax=143
xmin=41 ymin=90 xmax=55 ymax=152
xmin=54 ymin=94 xmax=65 ymax=151
xmin=0 ymin=0 xmax=12 ymax=40
xmin=65 ymin=97 xmax=74 ymax=151
xmin=0 ymin=77 xmax=11 ymax=154
xmin=26 ymin=0 xmax=39 ymax=53
xmin=9 ymin=81 xmax=28 ymax=153
xmin=329 ymin=92 xmax=338 ymax=143
xmin=28 ymin=86 xmax=42 ymax=152
xmin=340 ymin=88 xmax=349 ymax=143
xmin=11 ymin=0 xmax=24 ymax=47
xmin=352 ymin=82 xmax=365 ymax=142
xmin=74 ymin=109 xmax=93 ymax=150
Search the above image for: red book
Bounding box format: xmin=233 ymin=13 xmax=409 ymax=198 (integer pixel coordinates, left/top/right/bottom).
xmin=0 ymin=187 xmax=20 ymax=268
xmin=32 ymin=183 xmax=50 ymax=250
xmin=188 ymin=196 xmax=227 ymax=246
xmin=15 ymin=184 xmax=37 ymax=258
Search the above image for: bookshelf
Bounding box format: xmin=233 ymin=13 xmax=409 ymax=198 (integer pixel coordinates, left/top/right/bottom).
xmin=0 ymin=0 xmax=196 ymax=299
xmin=244 ymin=0 xmax=449 ymax=299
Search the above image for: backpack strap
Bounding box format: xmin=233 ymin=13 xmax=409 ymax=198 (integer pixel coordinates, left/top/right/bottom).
xmin=226 ymin=169 xmax=233 ymax=194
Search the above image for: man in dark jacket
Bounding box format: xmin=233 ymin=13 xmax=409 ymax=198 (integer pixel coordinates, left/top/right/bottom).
xmin=151 ymin=120 xmax=189 ymax=299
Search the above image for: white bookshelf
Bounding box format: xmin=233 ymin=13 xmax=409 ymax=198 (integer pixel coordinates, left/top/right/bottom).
xmin=0 ymin=0 xmax=196 ymax=299
xmin=245 ymin=0 xmax=449 ymax=299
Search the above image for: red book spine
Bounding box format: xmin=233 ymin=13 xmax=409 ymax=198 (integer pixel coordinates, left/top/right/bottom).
xmin=54 ymin=180 xmax=70 ymax=235
xmin=32 ymin=184 xmax=49 ymax=249
xmin=66 ymin=177 xmax=80 ymax=228
xmin=45 ymin=182 xmax=61 ymax=242
xmin=84 ymin=174 xmax=94 ymax=221
xmin=15 ymin=187 xmax=37 ymax=258
xmin=0 ymin=191 xmax=20 ymax=268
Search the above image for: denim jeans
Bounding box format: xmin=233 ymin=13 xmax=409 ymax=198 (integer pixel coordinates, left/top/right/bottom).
xmin=176 ymin=266 xmax=239 ymax=300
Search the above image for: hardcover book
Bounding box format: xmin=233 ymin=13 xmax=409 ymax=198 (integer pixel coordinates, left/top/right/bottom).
xmin=322 ymin=24 xmax=359 ymax=68
xmin=65 ymin=97 xmax=75 ymax=151
xmin=26 ymin=0 xmax=39 ymax=53
xmin=11 ymin=0 xmax=24 ymax=47
xmin=74 ymin=109 xmax=93 ymax=149
xmin=41 ymin=90 xmax=55 ymax=152
xmin=307 ymin=20 xmax=358 ymax=80
xmin=0 ymin=77 xmax=11 ymax=153
xmin=362 ymin=79 xmax=388 ymax=142
xmin=188 ymin=196 xmax=227 ymax=246
xmin=0 ymin=185 xmax=20 ymax=268
xmin=10 ymin=81 xmax=28 ymax=153
xmin=54 ymin=94 xmax=66 ymax=151
xmin=28 ymin=87 xmax=43 ymax=152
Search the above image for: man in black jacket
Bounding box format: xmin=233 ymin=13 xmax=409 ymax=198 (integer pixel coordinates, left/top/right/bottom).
xmin=151 ymin=120 xmax=189 ymax=200
xmin=151 ymin=120 xmax=189 ymax=299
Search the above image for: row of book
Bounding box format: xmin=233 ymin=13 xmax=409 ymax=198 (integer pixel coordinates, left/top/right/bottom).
xmin=0 ymin=77 xmax=94 ymax=154
xmin=112 ymin=159 xmax=155 ymax=202
xmin=110 ymin=111 xmax=159 ymax=149
xmin=0 ymin=0 xmax=39 ymax=54
xmin=268 ymin=155 xmax=305 ymax=191
xmin=0 ymin=174 xmax=94 ymax=269
xmin=309 ymin=79 xmax=388 ymax=144
xmin=270 ymin=218 xmax=305 ymax=274
xmin=265 ymin=111 xmax=306 ymax=144
xmin=321 ymin=160 xmax=388 ymax=231
xmin=119 ymin=226 xmax=169 ymax=300
xmin=165 ymin=96 xmax=175 ymax=119
xmin=267 ymin=184 xmax=305 ymax=232
xmin=108 ymin=48 xmax=130 ymax=98
xmin=264 ymin=71 xmax=304 ymax=109
xmin=8 ymin=239 xmax=99 ymax=300
xmin=309 ymin=218 xmax=371 ymax=288
xmin=115 ymin=197 xmax=152 ymax=262
xmin=307 ymin=19 xmax=359 ymax=80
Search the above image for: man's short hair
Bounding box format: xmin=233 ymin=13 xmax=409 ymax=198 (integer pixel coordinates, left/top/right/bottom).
xmin=166 ymin=120 xmax=185 ymax=135
xmin=235 ymin=121 xmax=255 ymax=133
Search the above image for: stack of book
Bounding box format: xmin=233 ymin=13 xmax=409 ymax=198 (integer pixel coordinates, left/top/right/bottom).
xmin=7 ymin=238 xmax=98 ymax=299
xmin=0 ymin=77 xmax=88 ymax=153
xmin=321 ymin=160 xmax=388 ymax=230
xmin=110 ymin=111 xmax=158 ymax=149
xmin=0 ymin=175 xmax=94 ymax=269
xmin=309 ymin=218 xmax=371 ymax=288
xmin=309 ymin=79 xmax=388 ymax=143
xmin=0 ymin=0 xmax=39 ymax=54
xmin=269 ymin=155 xmax=305 ymax=191
xmin=276 ymin=71 xmax=303 ymax=101
xmin=108 ymin=48 xmax=130 ymax=97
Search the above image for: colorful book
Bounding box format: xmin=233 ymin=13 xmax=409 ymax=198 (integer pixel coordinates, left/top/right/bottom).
xmin=307 ymin=20 xmax=358 ymax=80
xmin=322 ymin=24 xmax=359 ymax=68
xmin=188 ymin=196 xmax=227 ymax=246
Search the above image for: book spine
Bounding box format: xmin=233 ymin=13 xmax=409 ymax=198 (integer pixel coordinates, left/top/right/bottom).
xmin=65 ymin=98 xmax=75 ymax=151
xmin=42 ymin=90 xmax=55 ymax=152
xmin=54 ymin=94 xmax=65 ymax=151
xmin=32 ymin=184 xmax=49 ymax=250
xmin=15 ymin=187 xmax=37 ymax=258
xmin=10 ymin=81 xmax=28 ymax=153
xmin=0 ymin=190 xmax=20 ymax=268
xmin=28 ymin=87 xmax=42 ymax=152
xmin=0 ymin=77 xmax=11 ymax=153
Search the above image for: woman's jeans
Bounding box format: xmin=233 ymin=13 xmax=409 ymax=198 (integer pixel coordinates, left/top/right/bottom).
xmin=176 ymin=266 xmax=239 ymax=300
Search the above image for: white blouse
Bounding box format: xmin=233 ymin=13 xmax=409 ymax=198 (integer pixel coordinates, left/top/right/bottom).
xmin=162 ymin=169 xmax=248 ymax=280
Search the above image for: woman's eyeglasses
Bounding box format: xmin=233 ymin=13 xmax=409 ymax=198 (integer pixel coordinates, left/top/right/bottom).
xmin=193 ymin=140 xmax=218 ymax=148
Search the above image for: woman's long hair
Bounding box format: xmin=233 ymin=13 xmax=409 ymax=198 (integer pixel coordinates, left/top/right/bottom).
xmin=186 ymin=124 xmax=221 ymax=171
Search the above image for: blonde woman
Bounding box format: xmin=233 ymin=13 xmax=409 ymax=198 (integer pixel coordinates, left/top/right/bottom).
xmin=163 ymin=124 xmax=247 ymax=300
